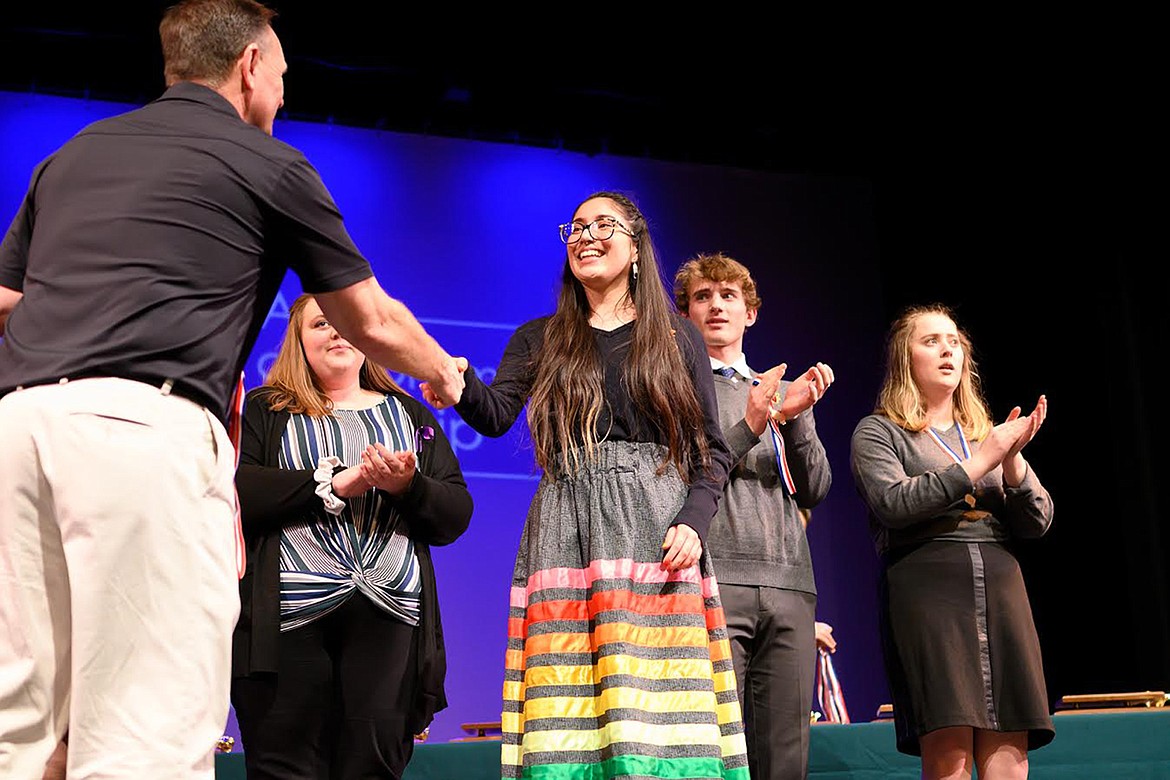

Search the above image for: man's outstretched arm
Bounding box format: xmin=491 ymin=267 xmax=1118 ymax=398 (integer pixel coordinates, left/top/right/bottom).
xmin=316 ymin=276 xmax=465 ymax=405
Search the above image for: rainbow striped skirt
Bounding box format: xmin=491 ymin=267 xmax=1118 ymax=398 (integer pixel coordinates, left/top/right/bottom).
xmin=501 ymin=441 xmax=749 ymax=780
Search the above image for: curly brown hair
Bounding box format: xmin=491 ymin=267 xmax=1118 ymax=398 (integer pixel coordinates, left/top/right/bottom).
xmin=672 ymin=252 xmax=763 ymax=314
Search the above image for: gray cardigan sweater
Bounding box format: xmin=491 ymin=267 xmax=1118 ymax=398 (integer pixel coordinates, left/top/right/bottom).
xmin=850 ymin=414 xmax=1053 ymax=558
xmin=708 ymin=370 xmax=832 ymax=594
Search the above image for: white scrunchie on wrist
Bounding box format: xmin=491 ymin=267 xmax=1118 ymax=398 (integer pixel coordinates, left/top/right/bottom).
xmin=313 ymin=455 xmax=346 ymax=516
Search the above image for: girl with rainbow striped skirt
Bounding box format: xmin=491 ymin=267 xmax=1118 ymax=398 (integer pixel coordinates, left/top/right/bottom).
xmin=423 ymin=191 xmax=748 ymax=779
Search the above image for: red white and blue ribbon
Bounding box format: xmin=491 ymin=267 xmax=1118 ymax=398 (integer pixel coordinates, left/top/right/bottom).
xmin=816 ymin=649 xmax=851 ymax=724
xmin=768 ymin=418 xmax=797 ymax=495
xmin=228 ymin=371 xmax=247 ymax=579
xmin=730 ymin=369 xmax=796 ymax=495
xmin=925 ymin=424 xmax=971 ymax=463
xmin=926 ymin=424 xmax=979 ymax=508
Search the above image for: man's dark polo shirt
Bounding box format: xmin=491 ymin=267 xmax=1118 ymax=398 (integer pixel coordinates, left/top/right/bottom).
xmin=0 ymin=82 xmax=373 ymax=422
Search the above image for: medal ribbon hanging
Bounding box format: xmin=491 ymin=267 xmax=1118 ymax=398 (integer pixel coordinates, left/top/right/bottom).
xmin=925 ymin=424 xmax=971 ymax=463
xmin=926 ymin=424 xmax=977 ymax=507
xmin=768 ymin=419 xmax=797 ymax=495
xmin=815 ymin=649 xmax=851 ymax=724
xmin=751 ymin=373 xmax=797 ymax=496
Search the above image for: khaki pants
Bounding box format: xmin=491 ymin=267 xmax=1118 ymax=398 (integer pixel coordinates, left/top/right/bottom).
xmin=0 ymin=378 xmax=241 ymax=779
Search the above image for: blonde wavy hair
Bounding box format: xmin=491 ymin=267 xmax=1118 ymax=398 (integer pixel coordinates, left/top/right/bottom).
xmin=261 ymin=293 xmax=404 ymax=416
xmin=875 ymin=303 xmax=992 ymax=440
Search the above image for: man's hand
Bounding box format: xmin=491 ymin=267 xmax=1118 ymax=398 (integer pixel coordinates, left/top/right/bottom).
xmin=745 ymin=363 xmax=788 ymax=435
xmin=775 ymin=362 xmax=834 ymax=423
xmin=422 ymin=356 xmax=468 ymax=409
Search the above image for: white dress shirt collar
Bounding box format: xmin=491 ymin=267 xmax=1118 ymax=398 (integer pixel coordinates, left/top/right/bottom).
xmin=709 ymin=354 xmax=754 ymax=383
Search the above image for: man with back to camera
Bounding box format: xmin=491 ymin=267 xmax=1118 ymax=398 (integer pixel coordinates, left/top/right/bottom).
xmin=675 ymin=253 xmax=835 ymax=780
xmin=0 ymin=1 xmax=464 ymax=777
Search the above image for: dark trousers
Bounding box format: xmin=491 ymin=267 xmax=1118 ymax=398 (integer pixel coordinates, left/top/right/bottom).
xmin=232 ymin=594 xmax=419 ymax=780
xmin=721 ymin=584 xmax=817 ymax=780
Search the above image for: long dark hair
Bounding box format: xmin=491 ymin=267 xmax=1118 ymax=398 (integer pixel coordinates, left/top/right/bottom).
xmin=527 ymin=190 xmax=712 ymax=480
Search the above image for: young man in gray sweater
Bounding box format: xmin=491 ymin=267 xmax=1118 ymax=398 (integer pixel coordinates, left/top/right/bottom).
xmin=675 ymin=253 xmax=835 ymax=780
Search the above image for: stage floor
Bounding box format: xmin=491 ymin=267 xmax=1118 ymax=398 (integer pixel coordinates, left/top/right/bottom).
xmin=214 ymin=708 xmax=1170 ymax=779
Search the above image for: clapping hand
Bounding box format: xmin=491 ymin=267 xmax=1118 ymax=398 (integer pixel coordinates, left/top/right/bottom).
xmin=1006 ymin=394 xmax=1047 ymax=458
xmin=1000 ymin=394 xmax=1047 ymax=487
xmin=331 ymin=464 xmax=373 ymax=499
xmin=360 ymin=442 xmax=417 ymax=496
xmin=746 ymin=363 xmax=788 ymax=435
xmin=774 ymin=362 xmax=834 ymax=423
xmin=965 ymin=395 xmax=1048 ymax=486
xmin=983 ymin=397 xmax=1045 ymax=464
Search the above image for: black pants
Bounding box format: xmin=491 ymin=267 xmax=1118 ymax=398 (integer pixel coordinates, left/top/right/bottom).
xmin=232 ymin=595 xmax=419 ymax=780
xmin=721 ymin=583 xmax=817 ymax=780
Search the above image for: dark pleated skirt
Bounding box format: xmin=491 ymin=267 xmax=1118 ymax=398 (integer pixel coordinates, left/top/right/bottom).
xmin=879 ymin=540 xmax=1055 ymax=756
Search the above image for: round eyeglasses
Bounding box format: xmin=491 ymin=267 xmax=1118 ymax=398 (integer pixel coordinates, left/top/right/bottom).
xmin=558 ymin=218 xmax=637 ymax=245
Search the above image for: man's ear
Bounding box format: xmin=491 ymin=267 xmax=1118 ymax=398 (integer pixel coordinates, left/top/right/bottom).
xmin=240 ymin=42 xmax=261 ymax=91
xmin=745 ymin=307 xmax=759 ymax=328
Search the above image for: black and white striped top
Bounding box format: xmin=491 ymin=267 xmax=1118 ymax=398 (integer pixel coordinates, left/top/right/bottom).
xmin=277 ymin=395 xmax=422 ymax=630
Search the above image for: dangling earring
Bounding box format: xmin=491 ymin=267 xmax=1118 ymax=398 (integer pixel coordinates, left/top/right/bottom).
xmin=632 ymin=261 xmax=639 ymax=281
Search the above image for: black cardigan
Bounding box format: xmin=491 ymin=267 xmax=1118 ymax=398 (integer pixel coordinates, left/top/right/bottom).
xmin=232 ymin=386 xmax=473 ymax=733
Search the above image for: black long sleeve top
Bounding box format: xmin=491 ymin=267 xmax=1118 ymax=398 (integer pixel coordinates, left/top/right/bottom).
xmin=453 ymin=313 xmax=730 ymax=541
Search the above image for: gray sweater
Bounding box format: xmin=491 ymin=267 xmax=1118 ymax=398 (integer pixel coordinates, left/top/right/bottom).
xmin=708 ymin=371 xmax=832 ymax=594
xmin=850 ymin=414 xmax=1054 ymax=557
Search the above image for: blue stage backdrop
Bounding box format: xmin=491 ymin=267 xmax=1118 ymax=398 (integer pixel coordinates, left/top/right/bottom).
xmin=1 ymin=90 xmax=889 ymax=744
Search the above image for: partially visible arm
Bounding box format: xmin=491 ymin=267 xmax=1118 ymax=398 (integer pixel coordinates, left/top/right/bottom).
xmin=1001 ymin=463 xmax=1054 ymax=538
xmin=670 ymin=318 xmax=732 ymax=545
xmin=1 ymin=176 xmax=35 ymax=337
xmin=849 ymin=415 xmax=973 ymax=529
xmin=783 ymin=406 xmax=832 ymax=508
xmin=1001 ymin=395 xmax=1048 ymax=487
xmin=0 ymin=285 xmax=20 ymax=335
xmin=268 ymin=157 xmax=464 ymax=403
xmin=315 ymin=276 xmax=465 ymax=406
xmin=449 ymin=319 xmax=544 ymax=437
xmin=780 ymin=363 xmax=835 ymax=507
xmin=235 ymin=391 xmax=322 ymax=537
xmin=392 ymin=398 xmax=473 ymax=546
xmin=815 ymin=621 xmax=837 ymax=653
xmin=997 ymin=397 xmax=1053 ymax=538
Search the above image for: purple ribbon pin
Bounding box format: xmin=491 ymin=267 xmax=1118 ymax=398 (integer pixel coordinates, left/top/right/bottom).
xmin=414 ymin=425 xmax=435 ymax=453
